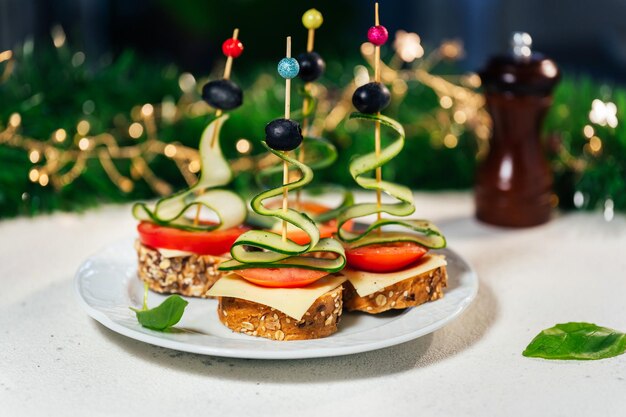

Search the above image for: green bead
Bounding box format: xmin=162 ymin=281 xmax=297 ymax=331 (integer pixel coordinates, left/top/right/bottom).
xmin=302 ymin=8 xmax=323 ymax=30
xmin=277 ymin=57 xmax=299 ymax=79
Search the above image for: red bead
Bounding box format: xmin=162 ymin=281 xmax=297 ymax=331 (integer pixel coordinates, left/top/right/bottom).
xmin=222 ymin=38 xmax=244 ymax=58
xmin=367 ymin=25 xmax=388 ymax=46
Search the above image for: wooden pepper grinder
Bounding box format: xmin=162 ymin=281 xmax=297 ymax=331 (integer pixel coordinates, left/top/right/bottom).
xmin=475 ymin=32 xmax=560 ymax=227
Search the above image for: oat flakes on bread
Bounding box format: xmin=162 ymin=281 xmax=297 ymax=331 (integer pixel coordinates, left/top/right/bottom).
xmin=343 ymin=265 xmax=447 ymax=314
xmin=135 ymin=240 xmax=227 ymax=298
xmin=217 ymin=286 xmax=344 ymax=341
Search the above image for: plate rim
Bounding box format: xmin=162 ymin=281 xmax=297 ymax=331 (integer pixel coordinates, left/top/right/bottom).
xmin=74 ymin=239 xmax=478 ymax=360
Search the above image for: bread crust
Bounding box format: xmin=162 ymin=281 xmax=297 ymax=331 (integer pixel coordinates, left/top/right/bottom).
xmin=343 ymin=265 xmax=447 ymax=314
xmin=135 ymin=241 xmax=226 ymax=298
xmin=217 ymin=286 xmax=344 ymax=341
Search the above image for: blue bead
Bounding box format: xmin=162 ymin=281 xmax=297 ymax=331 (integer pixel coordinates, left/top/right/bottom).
xmin=277 ymin=57 xmax=299 ymax=79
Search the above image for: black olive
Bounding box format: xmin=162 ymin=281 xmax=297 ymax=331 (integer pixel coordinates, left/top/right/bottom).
xmin=265 ymin=118 xmax=303 ymax=151
xmin=296 ymin=51 xmax=326 ymax=83
xmin=352 ymin=82 xmax=391 ymax=114
xmin=201 ymin=79 xmax=243 ymax=111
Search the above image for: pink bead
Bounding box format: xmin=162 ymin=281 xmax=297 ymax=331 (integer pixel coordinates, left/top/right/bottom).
xmin=367 ymin=25 xmax=389 ymax=46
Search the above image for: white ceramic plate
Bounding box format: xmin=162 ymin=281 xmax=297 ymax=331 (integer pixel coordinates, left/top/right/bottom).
xmin=74 ymin=238 xmax=478 ymax=359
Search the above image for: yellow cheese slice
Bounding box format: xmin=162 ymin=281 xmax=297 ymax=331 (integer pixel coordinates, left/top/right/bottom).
xmin=155 ymin=247 xmax=228 ymax=259
xmin=340 ymin=254 xmax=447 ymax=297
xmin=156 ymin=248 xmax=195 ymax=258
xmin=206 ymin=274 xmax=347 ymax=320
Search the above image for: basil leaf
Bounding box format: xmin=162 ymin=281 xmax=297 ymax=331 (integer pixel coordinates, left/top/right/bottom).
xmin=130 ymin=295 xmax=188 ymax=331
xmin=523 ymin=322 xmax=626 ymax=360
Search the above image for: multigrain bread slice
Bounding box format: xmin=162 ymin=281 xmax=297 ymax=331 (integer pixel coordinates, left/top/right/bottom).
xmin=135 ymin=240 xmax=226 ymax=297
xmin=217 ymin=286 xmax=344 ymax=341
xmin=343 ymin=265 xmax=448 ymax=314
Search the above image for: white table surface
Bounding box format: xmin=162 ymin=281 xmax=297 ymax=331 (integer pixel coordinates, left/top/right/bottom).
xmin=1 ymin=191 xmax=625 ymax=417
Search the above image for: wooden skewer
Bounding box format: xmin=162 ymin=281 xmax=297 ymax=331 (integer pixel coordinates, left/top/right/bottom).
xmin=282 ymin=36 xmax=292 ymax=242
xmin=307 ymin=28 xmax=315 ymax=53
xmin=222 ymin=28 xmax=239 ymax=80
xmin=195 ymin=28 xmax=240 ymax=226
xmin=210 ymin=28 xmax=239 ymax=149
xmin=296 ymin=20 xmax=317 ymax=209
xmin=296 ymin=93 xmax=308 ymax=210
xmin=285 ymin=37 xmax=292 ymax=121
xmin=374 ymin=3 xmax=382 ymax=224
xmin=282 ymin=156 xmax=289 ymax=241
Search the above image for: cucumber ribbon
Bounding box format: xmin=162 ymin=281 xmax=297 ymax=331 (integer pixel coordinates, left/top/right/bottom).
xmin=255 ymin=87 xmax=353 ymax=225
xmin=219 ymin=142 xmax=346 ymax=272
xmin=297 ymin=88 xmax=355 ymax=223
xmin=253 ymin=135 xmax=354 ymax=225
xmin=336 ymin=113 xmax=446 ymax=249
xmin=132 ymin=114 xmax=247 ymax=231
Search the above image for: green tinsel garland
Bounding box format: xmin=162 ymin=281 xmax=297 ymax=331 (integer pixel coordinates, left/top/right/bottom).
xmin=0 ymin=40 xmax=625 ymax=219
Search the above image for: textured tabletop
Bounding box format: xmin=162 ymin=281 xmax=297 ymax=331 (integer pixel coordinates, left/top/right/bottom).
xmin=1 ymin=192 xmax=625 ymax=417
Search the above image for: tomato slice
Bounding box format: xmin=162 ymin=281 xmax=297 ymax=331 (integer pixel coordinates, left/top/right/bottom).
xmin=287 ymin=221 xmax=340 ymax=245
xmin=137 ymin=221 xmax=249 ymax=256
xmin=268 ymin=201 xmax=352 ymax=245
xmin=235 ymin=268 xmax=329 ymax=288
xmin=345 ymin=242 xmax=428 ymax=273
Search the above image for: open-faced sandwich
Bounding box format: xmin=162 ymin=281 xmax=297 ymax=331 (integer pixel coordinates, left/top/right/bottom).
xmin=335 ymin=3 xmax=448 ymax=314
xmin=132 ymin=30 xmax=249 ymax=297
xmin=207 ymin=37 xmax=347 ymax=341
